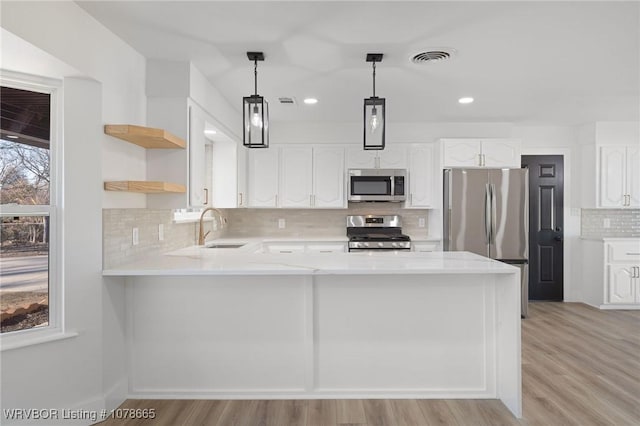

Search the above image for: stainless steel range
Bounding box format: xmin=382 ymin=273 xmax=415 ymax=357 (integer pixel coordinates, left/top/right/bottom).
xmin=346 ymin=215 xmax=411 ymax=252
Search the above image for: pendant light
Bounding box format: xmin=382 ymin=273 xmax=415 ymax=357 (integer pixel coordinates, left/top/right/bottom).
xmin=243 ymin=51 xmax=269 ymax=148
xmin=363 ymin=53 xmax=385 ymax=150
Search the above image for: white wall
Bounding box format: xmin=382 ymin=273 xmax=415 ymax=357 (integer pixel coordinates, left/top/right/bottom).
xmin=0 ymin=0 xmax=148 ymax=210
xmin=1 ymin=1 xmax=147 ymax=422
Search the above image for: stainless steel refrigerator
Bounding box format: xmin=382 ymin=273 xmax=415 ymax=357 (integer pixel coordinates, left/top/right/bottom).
xmin=443 ymin=168 xmax=529 ymax=317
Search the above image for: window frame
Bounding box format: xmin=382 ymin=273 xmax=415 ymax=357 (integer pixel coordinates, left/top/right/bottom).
xmin=0 ymin=70 xmax=64 ymax=347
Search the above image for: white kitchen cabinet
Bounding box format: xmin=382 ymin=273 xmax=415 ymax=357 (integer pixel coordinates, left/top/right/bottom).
xmin=582 ymin=238 xmax=640 ymax=309
xmin=188 ymin=105 xmax=209 ymax=207
xmin=412 ymin=241 xmax=440 ymax=252
xmin=441 ymin=139 xmax=521 ymax=168
xmin=278 ymin=145 xmax=345 ymax=208
xmin=247 ymin=148 xmax=280 ymax=207
xmin=346 ymin=145 xmax=407 ymax=169
xmin=280 ymin=147 xmax=314 ymax=208
xmin=236 ymin=145 xmax=248 ymax=207
xmin=599 ymin=145 xmax=639 ymax=207
xmin=607 ymin=264 xmax=636 ymax=304
xmin=407 ymin=144 xmax=434 ymax=208
xmin=312 ymin=147 xmax=345 ymax=208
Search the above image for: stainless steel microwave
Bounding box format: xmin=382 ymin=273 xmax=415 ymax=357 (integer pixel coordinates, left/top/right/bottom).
xmin=348 ymin=169 xmax=407 ymax=202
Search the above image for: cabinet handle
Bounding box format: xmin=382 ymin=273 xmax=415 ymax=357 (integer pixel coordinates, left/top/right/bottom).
xmin=410 ymin=193 xmax=413 ymax=205
xmin=478 ymin=154 xmax=482 ymax=167
xmin=275 ymin=194 xmax=278 ymax=207
xmin=238 ymin=192 xmax=243 ymax=206
xmin=313 ymin=194 xmax=316 ymax=206
xmin=310 ymin=194 xmax=313 ymax=207
xmin=204 ymin=188 xmax=209 ymax=205
xmin=483 ymin=154 xmax=486 ymax=166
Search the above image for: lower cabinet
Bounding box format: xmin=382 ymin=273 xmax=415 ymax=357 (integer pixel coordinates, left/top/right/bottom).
xmin=582 ymin=238 xmax=640 ymax=309
xmin=261 ymin=242 xmax=346 ymax=254
xmin=607 ymin=264 xmax=637 ymax=304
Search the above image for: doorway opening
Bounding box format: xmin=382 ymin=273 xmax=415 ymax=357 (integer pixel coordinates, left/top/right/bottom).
xmin=521 ymin=155 xmax=564 ymax=301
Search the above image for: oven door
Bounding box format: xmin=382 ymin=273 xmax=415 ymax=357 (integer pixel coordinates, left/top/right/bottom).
xmin=349 ymin=175 xmax=393 ymax=201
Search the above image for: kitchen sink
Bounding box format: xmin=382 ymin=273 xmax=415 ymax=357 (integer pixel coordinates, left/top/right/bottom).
xmin=205 ymin=243 xmax=246 ymax=249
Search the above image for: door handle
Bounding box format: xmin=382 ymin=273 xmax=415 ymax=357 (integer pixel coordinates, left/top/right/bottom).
xmin=554 ymin=235 xmax=563 ymax=242
xmin=484 ymin=183 xmax=492 ymax=244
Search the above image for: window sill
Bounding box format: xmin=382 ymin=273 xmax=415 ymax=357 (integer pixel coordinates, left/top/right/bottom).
xmin=0 ymin=329 xmax=79 ymax=351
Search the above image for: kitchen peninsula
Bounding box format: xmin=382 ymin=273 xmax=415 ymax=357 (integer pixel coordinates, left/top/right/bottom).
xmin=103 ymin=248 xmax=522 ymax=418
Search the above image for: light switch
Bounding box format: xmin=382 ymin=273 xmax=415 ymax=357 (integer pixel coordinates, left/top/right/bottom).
xmin=132 ymin=227 xmax=139 ymax=246
xmin=158 ymin=224 xmax=164 ymax=241
xmin=418 ymin=217 xmax=426 ymax=228
xmin=278 ymin=218 xmax=286 ymax=229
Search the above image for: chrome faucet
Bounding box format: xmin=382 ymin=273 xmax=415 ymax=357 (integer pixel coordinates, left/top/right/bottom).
xmin=198 ymin=207 xmax=225 ymax=246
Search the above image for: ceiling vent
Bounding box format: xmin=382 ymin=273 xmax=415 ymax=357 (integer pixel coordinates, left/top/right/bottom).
xmin=410 ymin=49 xmax=456 ymax=64
xmin=278 ymin=97 xmax=297 ymax=105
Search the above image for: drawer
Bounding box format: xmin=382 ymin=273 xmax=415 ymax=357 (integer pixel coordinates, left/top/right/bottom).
xmin=607 ymin=241 xmax=640 ymax=263
xmin=264 ymin=244 xmax=305 ymax=254
xmin=413 ymin=242 xmax=439 ymax=252
xmin=306 ymin=243 xmax=346 ymax=253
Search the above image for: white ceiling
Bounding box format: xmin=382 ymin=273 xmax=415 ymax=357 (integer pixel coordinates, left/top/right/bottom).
xmin=77 ymin=1 xmax=639 ymax=126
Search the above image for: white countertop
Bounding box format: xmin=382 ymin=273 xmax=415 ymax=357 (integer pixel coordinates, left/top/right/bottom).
xmin=103 ymin=238 xmax=518 ymax=276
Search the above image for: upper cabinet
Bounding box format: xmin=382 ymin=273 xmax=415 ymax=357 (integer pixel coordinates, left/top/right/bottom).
xmin=599 ymin=145 xmax=640 ymax=208
xmin=279 ymin=145 xmax=346 ymax=208
xmin=247 ymin=147 xmax=280 ymax=208
xmin=441 ymin=139 xmax=521 ymax=168
xmin=346 ymin=145 xmax=407 ymax=169
xmin=407 ymin=144 xmax=434 ymax=208
xmin=188 ymin=105 xmax=209 ymax=207
xmin=247 ymin=145 xmax=346 ymax=209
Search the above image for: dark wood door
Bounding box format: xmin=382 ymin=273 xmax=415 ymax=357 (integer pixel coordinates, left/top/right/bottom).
xmin=521 ymin=155 xmax=564 ymax=300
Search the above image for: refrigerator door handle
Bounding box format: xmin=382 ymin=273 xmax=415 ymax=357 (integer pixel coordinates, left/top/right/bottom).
xmin=484 ymin=183 xmax=492 ymax=244
xmin=490 ymin=183 xmax=497 ymax=244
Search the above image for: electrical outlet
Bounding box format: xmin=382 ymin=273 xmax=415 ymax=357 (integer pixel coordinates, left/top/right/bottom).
xmin=278 ymin=218 xmax=286 ymax=229
xmin=132 ymin=227 xmax=139 ymax=246
xmin=418 ymin=217 xmax=426 ymax=228
xmin=603 ymin=218 xmax=611 ymax=228
xmin=158 ymin=224 xmax=164 ymax=241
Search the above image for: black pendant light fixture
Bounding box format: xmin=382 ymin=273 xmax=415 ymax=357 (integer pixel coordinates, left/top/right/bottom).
xmin=243 ymin=51 xmax=269 ymax=148
xmin=363 ymin=53 xmax=385 ymax=150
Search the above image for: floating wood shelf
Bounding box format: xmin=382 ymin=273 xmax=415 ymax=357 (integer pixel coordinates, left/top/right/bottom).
xmin=104 ymin=181 xmax=186 ymax=194
xmin=104 ymin=124 xmax=186 ymax=149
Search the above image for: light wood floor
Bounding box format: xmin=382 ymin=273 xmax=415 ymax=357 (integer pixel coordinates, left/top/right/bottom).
xmin=99 ymin=302 xmax=640 ymax=425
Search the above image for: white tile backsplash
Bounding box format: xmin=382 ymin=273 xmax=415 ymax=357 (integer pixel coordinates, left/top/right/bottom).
xmin=581 ymin=208 xmax=640 ymax=238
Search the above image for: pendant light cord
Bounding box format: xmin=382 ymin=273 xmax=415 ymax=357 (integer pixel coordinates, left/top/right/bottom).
xmin=254 ymin=59 xmax=258 ymax=96
xmin=372 ymin=62 xmax=376 ymax=98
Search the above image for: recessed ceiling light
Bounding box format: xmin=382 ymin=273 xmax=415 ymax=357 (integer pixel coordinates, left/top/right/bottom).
xmin=303 ymin=98 xmax=318 ymax=105
xmin=458 ymin=97 xmax=474 ymax=104
xmin=204 ymin=129 xmax=217 ymax=135
xmin=6 ymin=135 xmax=19 ymax=139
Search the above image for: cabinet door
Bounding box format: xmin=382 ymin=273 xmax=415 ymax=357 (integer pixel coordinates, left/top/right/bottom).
xmin=482 ymin=139 xmax=521 ymax=167
xmin=280 ymin=147 xmax=313 ymax=208
xmin=236 ymin=145 xmax=248 ymax=207
xmin=607 ymin=264 xmax=636 ymax=304
xmin=313 ymin=147 xmax=345 ymax=208
xmin=346 ymin=146 xmax=377 ymax=169
xmin=247 ymin=148 xmax=279 ymax=207
xmin=599 ymin=146 xmax=626 ymax=207
xmin=626 ymin=145 xmax=640 ymax=207
xmin=408 ymin=145 xmax=434 ymax=207
xmin=378 ymin=145 xmax=407 ymax=169
xmin=442 ymin=139 xmax=481 ymax=167
xmin=188 ymin=106 xmax=208 ymax=207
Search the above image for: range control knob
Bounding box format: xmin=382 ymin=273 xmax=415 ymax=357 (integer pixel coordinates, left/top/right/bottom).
xmin=378 ymin=242 xmax=384 ymax=247
xmin=364 ymin=242 xmax=370 ymax=248
xmin=391 ymin=242 xmax=398 ymax=248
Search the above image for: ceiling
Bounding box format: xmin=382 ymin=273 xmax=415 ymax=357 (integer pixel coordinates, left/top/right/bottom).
xmin=77 ymin=1 xmax=639 ymax=126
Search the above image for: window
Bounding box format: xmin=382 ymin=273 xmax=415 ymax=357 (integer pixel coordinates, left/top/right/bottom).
xmin=1 ymin=75 xmax=60 ymax=336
